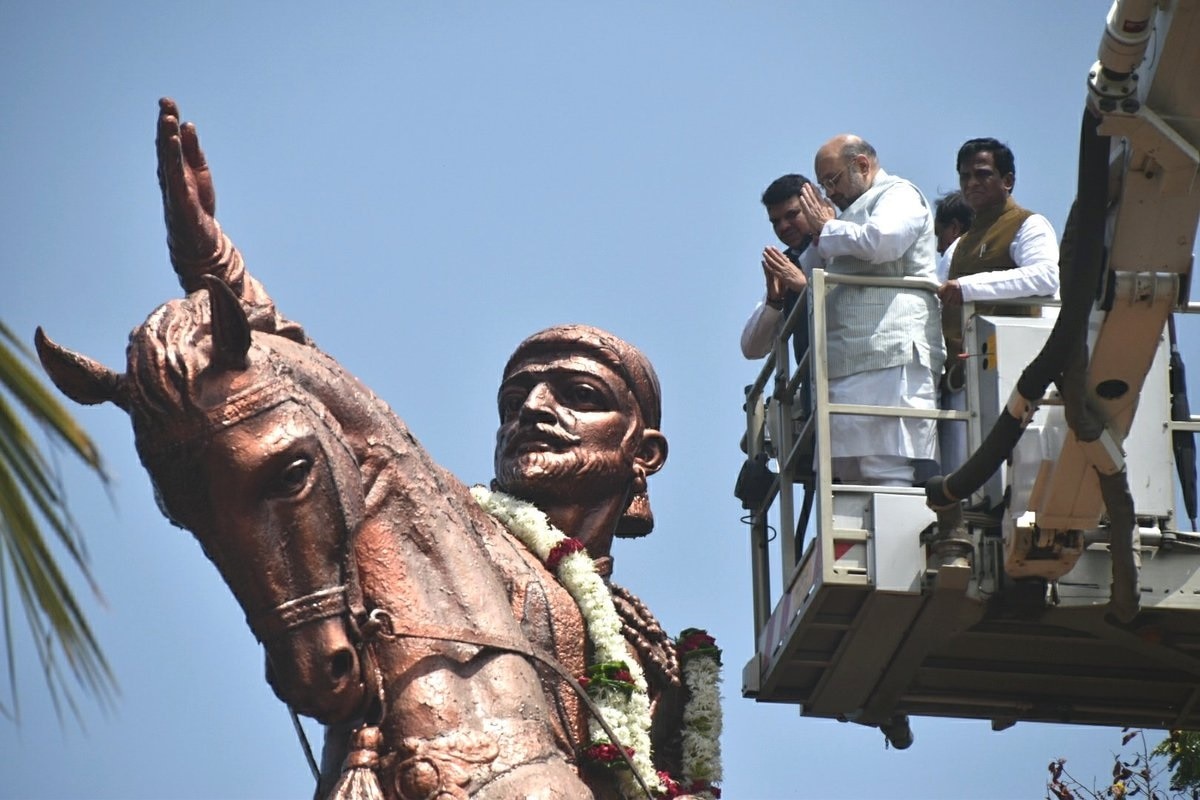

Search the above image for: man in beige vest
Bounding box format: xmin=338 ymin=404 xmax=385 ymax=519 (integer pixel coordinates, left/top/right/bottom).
xmin=937 ymin=138 xmax=1060 ymax=470
xmin=791 ymin=134 xmax=944 ymax=487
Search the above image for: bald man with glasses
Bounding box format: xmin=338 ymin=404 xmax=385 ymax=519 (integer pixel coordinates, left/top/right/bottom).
xmin=780 ymin=134 xmax=944 ymax=487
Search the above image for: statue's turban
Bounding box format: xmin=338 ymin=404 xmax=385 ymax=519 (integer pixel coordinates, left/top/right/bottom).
xmin=502 ymin=324 xmax=661 ymax=431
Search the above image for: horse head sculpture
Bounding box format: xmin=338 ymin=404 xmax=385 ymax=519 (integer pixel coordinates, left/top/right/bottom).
xmin=38 ymin=277 xmax=371 ymax=723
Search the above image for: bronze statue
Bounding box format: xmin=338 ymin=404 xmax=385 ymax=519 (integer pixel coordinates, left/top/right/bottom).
xmin=35 ymin=99 xmax=721 ymax=800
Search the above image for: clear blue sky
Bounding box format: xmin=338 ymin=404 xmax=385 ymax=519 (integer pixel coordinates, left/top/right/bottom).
xmin=3 ymin=1 xmax=1192 ymax=798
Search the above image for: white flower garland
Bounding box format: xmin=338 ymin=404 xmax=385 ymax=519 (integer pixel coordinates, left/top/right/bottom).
xmin=472 ymin=486 xmax=660 ymax=797
xmin=679 ymin=645 xmax=723 ymax=797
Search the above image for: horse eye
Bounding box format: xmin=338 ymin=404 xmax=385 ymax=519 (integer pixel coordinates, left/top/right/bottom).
xmin=276 ymin=457 xmax=313 ymax=496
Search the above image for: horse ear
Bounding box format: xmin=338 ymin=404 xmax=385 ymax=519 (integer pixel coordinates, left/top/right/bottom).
xmin=35 ymin=327 xmax=127 ymax=409
xmin=202 ymin=274 xmax=251 ymax=370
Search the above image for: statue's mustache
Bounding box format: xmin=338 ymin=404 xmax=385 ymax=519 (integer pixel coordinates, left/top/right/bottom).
xmin=510 ymin=422 xmax=582 ymax=449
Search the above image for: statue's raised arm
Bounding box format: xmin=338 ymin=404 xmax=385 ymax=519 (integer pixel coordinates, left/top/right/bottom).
xmin=156 ymin=98 xmax=306 ymax=342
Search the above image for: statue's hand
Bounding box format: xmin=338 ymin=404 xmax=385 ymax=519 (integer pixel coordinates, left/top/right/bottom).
xmin=156 ymin=97 xmax=221 ymax=270
xmin=152 ymin=97 xmax=308 ymax=343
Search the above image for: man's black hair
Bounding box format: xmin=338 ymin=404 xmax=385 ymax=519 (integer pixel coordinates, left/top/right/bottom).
xmin=761 ymin=174 xmax=812 ymax=207
xmin=957 ymin=137 xmax=1016 ymax=178
xmin=935 ymin=190 xmax=974 ymax=232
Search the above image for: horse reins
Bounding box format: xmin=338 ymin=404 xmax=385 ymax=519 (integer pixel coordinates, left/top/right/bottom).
xmin=284 ymin=605 xmax=655 ymax=799
xmin=359 ymin=608 xmax=657 ymax=800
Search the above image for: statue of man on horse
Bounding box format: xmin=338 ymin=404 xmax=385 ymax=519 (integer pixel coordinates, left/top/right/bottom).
xmin=36 ymin=99 xmax=721 ymax=800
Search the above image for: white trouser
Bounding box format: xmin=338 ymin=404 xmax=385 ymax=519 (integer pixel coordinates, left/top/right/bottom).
xmin=824 ymin=353 xmax=939 ymax=487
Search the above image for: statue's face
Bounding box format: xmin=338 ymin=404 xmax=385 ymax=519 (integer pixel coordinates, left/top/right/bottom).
xmin=494 ymin=353 xmax=642 ymax=504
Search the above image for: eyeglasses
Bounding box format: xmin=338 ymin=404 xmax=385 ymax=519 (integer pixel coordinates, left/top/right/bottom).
xmin=819 ymin=168 xmax=846 ymax=192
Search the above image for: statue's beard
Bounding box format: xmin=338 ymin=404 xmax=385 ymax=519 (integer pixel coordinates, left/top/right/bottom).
xmin=495 ymin=448 xmax=634 ymax=507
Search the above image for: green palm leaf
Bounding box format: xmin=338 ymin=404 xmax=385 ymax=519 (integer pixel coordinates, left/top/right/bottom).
xmin=0 ymin=319 xmax=117 ymax=723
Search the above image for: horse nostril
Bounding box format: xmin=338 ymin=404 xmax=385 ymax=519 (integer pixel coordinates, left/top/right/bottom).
xmin=329 ymin=648 xmax=355 ymax=682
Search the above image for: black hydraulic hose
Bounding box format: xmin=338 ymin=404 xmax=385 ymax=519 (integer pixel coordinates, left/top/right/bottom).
xmin=1059 ymin=327 xmax=1105 ymax=445
xmin=1015 ymin=112 xmax=1111 ymax=408
xmin=1099 ymin=470 xmax=1139 ymax=622
xmin=926 ymin=108 xmax=1112 ymax=509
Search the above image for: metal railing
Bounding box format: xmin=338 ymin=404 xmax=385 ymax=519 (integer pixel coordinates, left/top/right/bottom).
xmin=740 ymin=268 xmax=1085 ymax=634
xmin=744 ymin=269 xmax=971 ymax=634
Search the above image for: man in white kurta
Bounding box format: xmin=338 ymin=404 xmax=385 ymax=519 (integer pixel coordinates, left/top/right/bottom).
xmin=749 ymin=134 xmax=944 ymax=486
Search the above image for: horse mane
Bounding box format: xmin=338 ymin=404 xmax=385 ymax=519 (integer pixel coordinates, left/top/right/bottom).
xmin=120 ymin=294 xmax=222 ymax=526
xmin=125 ymin=294 xmax=211 ymax=425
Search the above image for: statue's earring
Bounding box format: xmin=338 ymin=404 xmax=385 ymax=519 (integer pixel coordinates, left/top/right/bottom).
xmin=631 ymin=465 xmax=647 ymax=495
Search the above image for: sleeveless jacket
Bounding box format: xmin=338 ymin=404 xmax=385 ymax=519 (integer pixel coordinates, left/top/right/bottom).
xmin=823 ymin=171 xmax=944 ymax=380
xmin=944 ymin=196 xmax=1038 ymax=359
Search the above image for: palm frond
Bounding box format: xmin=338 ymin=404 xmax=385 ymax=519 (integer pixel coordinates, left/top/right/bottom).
xmin=0 ymin=320 xmax=117 ymax=723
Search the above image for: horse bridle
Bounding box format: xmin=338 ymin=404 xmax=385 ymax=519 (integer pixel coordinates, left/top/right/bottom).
xmin=186 ymin=379 xmax=372 ymax=652
xmin=150 ymin=374 xmax=374 ymax=663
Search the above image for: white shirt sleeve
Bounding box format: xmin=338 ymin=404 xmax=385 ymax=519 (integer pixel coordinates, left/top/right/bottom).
xmin=741 ymin=298 xmax=782 ymax=359
xmin=815 ymin=181 xmax=926 ymax=269
xmin=957 ymin=214 xmax=1061 ymax=302
xmin=936 ymin=238 xmax=958 ymax=284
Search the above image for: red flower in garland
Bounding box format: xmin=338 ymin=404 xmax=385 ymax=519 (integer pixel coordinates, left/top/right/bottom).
xmin=677 ymin=628 xmax=721 ymax=664
xmin=546 ymin=537 xmax=586 ymax=572
xmin=656 ymin=771 xmax=684 ymax=798
xmin=582 ymin=742 xmax=635 ymax=767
